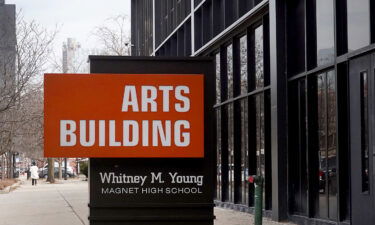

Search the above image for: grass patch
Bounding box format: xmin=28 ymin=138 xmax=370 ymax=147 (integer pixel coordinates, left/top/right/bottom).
xmin=0 ymin=179 xmax=17 ymax=190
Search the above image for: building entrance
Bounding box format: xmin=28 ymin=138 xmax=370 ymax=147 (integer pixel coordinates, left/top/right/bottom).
xmin=349 ymin=53 xmax=375 ymax=225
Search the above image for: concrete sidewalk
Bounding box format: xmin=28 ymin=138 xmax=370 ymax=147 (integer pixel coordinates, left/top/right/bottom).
xmin=0 ymin=178 xmax=293 ymax=225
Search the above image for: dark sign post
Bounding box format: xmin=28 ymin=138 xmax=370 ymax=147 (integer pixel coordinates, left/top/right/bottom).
xmin=44 ymin=57 xmax=215 ymax=224
xmin=88 ymin=56 xmax=215 ymax=225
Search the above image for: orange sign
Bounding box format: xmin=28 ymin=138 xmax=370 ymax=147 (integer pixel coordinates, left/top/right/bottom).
xmin=44 ymin=74 xmax=204 ymax=158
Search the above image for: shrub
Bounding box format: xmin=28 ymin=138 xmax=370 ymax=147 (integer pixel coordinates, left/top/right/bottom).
xmin=79 ymin=161 xmax=88 ymax=179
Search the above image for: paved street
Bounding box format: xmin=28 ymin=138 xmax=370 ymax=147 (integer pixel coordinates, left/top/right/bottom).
xmin=0 ymin=177 xmax=293 ymax=225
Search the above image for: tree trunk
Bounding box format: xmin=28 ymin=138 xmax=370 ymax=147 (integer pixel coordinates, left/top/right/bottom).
xmin=46 ymin=158 xmax=55 ymax=183
xmin=58 ymin=159 xmax=62 ymax=179
xmin=4 ymin=153 xmax=7 ymax=179
xmin=1 ymin=154 xmax=5 ymax=179
xmin=77 ymin=158 xmax=80 ymax=174
xmin=8 ymin=151 xmax=13 ymax=179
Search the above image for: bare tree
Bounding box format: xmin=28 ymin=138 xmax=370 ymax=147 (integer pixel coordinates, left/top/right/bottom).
xmin=9 ymin=84 xmax=43 ymax=159
xmin=0 ymin=11 xmax=57 ymax=179
xmin=0 ymin=12 xmax=57 ymax=114
xmin=91 ymin=14 xmax=131 ymax=56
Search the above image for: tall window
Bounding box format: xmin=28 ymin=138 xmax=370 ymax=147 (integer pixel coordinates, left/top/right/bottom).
xmin=360 ymin=71 xmax=369 ymax=192
xmin=213 ymin=18 xmax=270 ymax=208
xmin=254 ymin=24 xmax=270 ymax=208
xmin=216 ymin=53 xmax=221 ymax=104
xmin=347 ymin=0 xmax=370 ymax=51
xmin=240 ymin=99 xmax=248 ymax=205
xmin=239 ymin=35 xmax=249 ymax=205
xmin=255 ymin=26 xmax=264 ymax=89
xmin=289 ymin=79 xmax=308 ymax=215
xmin=255 ymin=94 xmax=265 ymax=176
xmin=216 ymin=109 xmax=222 ymax=200
xmin=316 ymin=70 xmax=337 ymax=220
xmin=226 ymin=44 xmax=234 ymax=203
xmin=286 ymin=0 xmax=347 ymax=221
xmin=316 ymin=0 xmax=334 ymax=66
xmin=227 ymin=44 xmax=233 ymax=98
xmin=228 ymin=104 xmax=234 ymax=202
xmin=254 ymin=25 xmax=264 ymax=171
xmin=215 ymin=52 xmax=222 ymax=200
xmin=240 ymin=35 xmax=248 ymax=95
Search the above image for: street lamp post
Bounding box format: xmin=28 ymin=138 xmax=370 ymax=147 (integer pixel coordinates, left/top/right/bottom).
xmin=124 ymin=43 xmax=134 ymax=56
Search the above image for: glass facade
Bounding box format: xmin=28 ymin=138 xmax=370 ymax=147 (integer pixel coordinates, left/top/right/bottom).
xmin=227 ymin=44 xmax=233 ymax=99
xmin=216 ymin=109 xmax=222 ymax=200
xmin=132 ymin=0 xmax=375 ymax=223
xmin=316 ymin=0 xmax=334 ymax=66
xmin=255 ymin=26 xmax=264 ymax=89
xmin=210 ymin=19 xmax=270 ymax=208
xmin=240 ymin=99 xmax=248 ymax=205
xmin=360 ymin=71 xmax=369 ymax=192
xmin=216 ymin=53 xmax=221 ymax=103
xmin=347 ymin=0 xmax=370 ymax=51
xmin=289 ymin=70 xmax=339 ymax=220
xmin=316 ymin=70 xmax=337 ymax=220
xmin=255 ymin=94 xmax=264 ymax=177
xmin=289 ymin=79 xmax=308 ymax=215
xmin=227 ymin=104 xmax=234 ymax=202
xmin=285 ymin=0 xmax=351 ymax=220
xmin=240 ymin=35 xmax=247 ymax=95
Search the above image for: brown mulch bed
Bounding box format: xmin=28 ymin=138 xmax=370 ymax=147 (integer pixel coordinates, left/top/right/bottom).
xmin=0 ymin=179 xmax=17 ymax=190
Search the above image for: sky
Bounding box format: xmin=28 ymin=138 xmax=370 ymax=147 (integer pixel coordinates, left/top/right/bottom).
xmin=6 ymin=0 xmax=131 ymax=59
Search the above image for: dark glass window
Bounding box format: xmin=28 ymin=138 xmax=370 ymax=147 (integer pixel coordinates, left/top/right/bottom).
xmin=216 ymin=53 xmax=221 ymax=103
xmin=316 ymin=70 xmax=337 ymax=220
xmin=360 ymin=71 xmax=369 ymax=192
xmin=227 ymin=44 xmax=233 ymax=98
xmin=255 ymin=94 xmax=265 ymax=176
xmin=255 ymin=26 xmax=264 ymax=89
xmin=240 ymin=99 xmax=249 ymax=205
xmin=317 ymin=73 xmax=328 ymax=218
xmin=255 ymin=93 xmax=266 ymax=206
xmin=316 ymin=0 xmax=334 ymax=66
xmin=289 ymin=79 xmax=308 ymax=215
xmin=347 ymin=0 xmax=370 ymax=51
xmin=286 ymin=0 xmax=305 ymax=75
xmin=326 ymin=71 xmax=337 ymax=220
xmin=212 ymin=20 xmax=269 ymax=208
xmin=216 ymin=109 xmax=222 ymax=200
xmin=240 ymin=35 xmax=248 ymax=95
xmin=228 ymin=104 xmax=234 ymax=202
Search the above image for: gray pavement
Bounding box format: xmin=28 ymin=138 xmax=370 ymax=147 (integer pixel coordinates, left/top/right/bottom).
xmin=0 ymin=176 xmax=293 ymax=225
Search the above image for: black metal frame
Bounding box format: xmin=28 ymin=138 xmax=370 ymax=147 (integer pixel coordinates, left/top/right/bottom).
xmin=131 ymin=0 xmax=375 ymax=224
xmin=285 ymin=0 xmax=374 ymax=224
xmin=213 ymin=16 xmax=272 ymax=208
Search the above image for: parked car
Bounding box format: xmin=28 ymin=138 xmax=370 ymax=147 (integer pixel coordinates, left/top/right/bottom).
xmin=39 ymin=167 xmax=75 ymax=179
xmin=41 ymin=163 xmax=75 ymax=175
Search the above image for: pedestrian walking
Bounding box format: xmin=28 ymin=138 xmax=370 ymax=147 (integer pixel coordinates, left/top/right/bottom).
xmin=30 ymin=162 xmax=39 ymax=186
